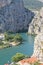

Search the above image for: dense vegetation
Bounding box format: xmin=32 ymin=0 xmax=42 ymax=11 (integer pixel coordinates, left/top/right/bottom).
xmin=11 ymin=53 xmax=28 ymax=62
xmin=0 ymin=40 xmax=4 ymax=45
xmin=0 ymin=33 xmax=23 ymax=49
xmin=14 ymin=34 xmax=23 ymax=43
xmin=11 ymin=52 xmax=40 ymax=65
xmin=4 ymin=33 xmax=23 ymax=43
xmin=4 ymin=32 xmax=14 ymax=42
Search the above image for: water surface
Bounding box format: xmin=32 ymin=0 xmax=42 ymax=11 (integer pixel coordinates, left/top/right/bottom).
xmin=0 ymin=33 xmax=35 ymax=65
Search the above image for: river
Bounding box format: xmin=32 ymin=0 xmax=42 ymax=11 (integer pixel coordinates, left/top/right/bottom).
xmin=0 ymin=33 xmax=35 ymax=65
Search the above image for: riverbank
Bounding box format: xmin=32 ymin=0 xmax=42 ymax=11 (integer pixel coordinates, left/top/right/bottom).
xmin=0 ymin=41 xmax=22 ymax=49
xmin=10 ymin=42 xmax=21 ymax=46
xmin=0 ymin=33 xmax=23 ymax=49
xmin=0 ymin=44 xmax=12 ymax=50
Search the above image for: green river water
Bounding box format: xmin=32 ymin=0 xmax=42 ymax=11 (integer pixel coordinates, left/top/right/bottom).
xmin=0 ymin=33 xmax=35 ymax=65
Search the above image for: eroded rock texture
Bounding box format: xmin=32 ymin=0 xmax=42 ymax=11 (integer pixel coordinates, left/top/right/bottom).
xmin=0 ymin=0 xmax=34 ymax=33
xmin=32 ymin=33 xmax=43 ymax=63
xmin=28 ymin=7 xmax=43 ymax=34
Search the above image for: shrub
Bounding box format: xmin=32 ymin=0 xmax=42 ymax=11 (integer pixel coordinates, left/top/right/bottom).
xmin=14 ymin=34 xmax=23 ymax=42
xmin=11 ymin=53 xmax=26 ymax=62
xmin=0 ymin=41 xmax=4 ymax=45
xmin=4 ymin=32 xmax=14 ymax=41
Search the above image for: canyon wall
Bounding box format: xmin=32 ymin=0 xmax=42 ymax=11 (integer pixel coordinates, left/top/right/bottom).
xmin=28 ymin=7 xmax=43 ymax=34
xmin=32 ymin=33 xmax=43 ymax=63
xmin=0 ymin=0 xmax=34 ymax=33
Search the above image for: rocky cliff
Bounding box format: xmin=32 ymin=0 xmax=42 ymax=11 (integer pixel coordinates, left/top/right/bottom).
xmin=0 ymin=0 xmax=34 ymax=33
xmin=32 ymin=33 xmax=43 ymax=63
xmin=28 ymin=7 xmax=43 ymax=34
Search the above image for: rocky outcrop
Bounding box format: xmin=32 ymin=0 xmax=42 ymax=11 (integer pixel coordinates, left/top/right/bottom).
xmin=32 ymin=33 xmax=43 ymax=63
xmin=28 ymin=7 xmax=43 ymax=34
xmin=39 ymin=0 xmax=43 ymax=2
xmin=0 ymin=0 xmax=34 ymax=33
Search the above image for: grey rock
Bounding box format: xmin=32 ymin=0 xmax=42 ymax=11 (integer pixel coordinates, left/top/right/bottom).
xmin=28 ymin=7 xmax=43 ymax=34
xmin=32 ymin=33 xmax=43 ymax=63
xmin=0 ymin=0 xmax=34 ymax=33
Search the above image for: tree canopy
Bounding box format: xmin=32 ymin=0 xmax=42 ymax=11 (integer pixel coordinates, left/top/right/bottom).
xmin=11 ymin=53 xmax=26 ymax=62
xmin=4 ymin=33 xmax=23 ymax=43
xmin=14 ymin=34 xmax=23 ymax=42
xmin=0 ymin=40 xmax=4 ymax=45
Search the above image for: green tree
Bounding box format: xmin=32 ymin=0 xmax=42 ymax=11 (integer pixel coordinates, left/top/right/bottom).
xmin=0 ymin=40 xmax=4 ymax=45
xmin=11 ymin=53 xmax=26 ymax=62
xmin=4 ymin=32 xmax=14 ymax=41
xmin=14 ymin=34 xmax=23 ymax=42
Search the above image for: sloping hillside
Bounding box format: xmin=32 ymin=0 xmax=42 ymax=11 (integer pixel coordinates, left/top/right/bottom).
xmin=23 ymin=0 xmax=43 ymax=10
xmin=0 ymin=0 xmax=34 ymax=33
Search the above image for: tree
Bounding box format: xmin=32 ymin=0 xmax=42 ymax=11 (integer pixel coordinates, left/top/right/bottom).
xmin=0 ymin=40 xmax=4 ymax=45
xmin=11 ymin=53 xmax=26 ymax=62
xmin=4 ymin=33 xmax=23 ymax=42
xmin=14 ymin=34 xmax=23 ymax=42
xmin=4 ymin=32 xmax=14 ymax=41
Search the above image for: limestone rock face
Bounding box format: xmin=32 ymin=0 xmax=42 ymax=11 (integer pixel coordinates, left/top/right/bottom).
xmin=32 ymin=33 xmax=43 ymax=63
xmin=0 ymin=0 xmax=34 ymax=33
xmin=28 ymin=7 xmax=43 ymax=34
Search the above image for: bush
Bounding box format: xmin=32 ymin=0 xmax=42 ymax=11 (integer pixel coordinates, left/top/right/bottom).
xmin=11 ymin=53 xmax=26 ymax=62
xmin=4 ymin=32 xmax=14 ymax=41
xmin=4 ymin=33 xmax=23 ymax=43
xmin=14 ymin=34 xmax=23 ymax=42
xmin=0 ymin=41 xmax=4 ymax=45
